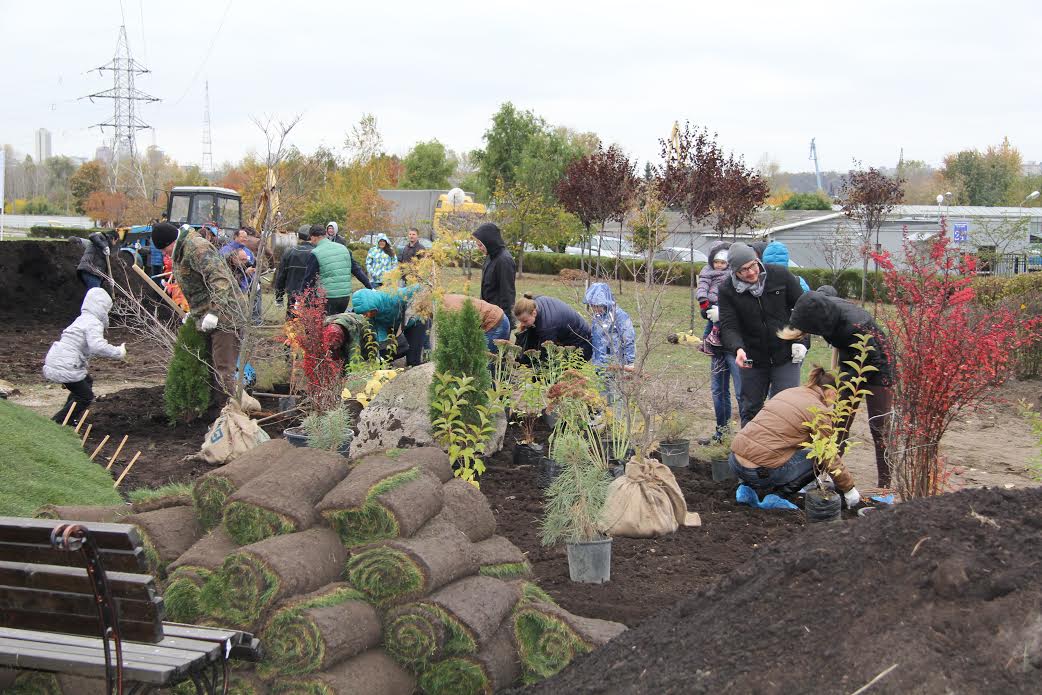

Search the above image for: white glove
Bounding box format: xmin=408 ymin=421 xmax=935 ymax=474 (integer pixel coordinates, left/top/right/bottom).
xmin=199 ymin=313 xmax=219 ymax=333
xmin=182 ymin=313 xmax=190 ymax=325
xmin=791 ymin=343 xmax=808 ymax=364
xmin=843 ymin=487 xmax=861 ymax=508
xmin=706 ymin=305 xmax=719 ymax=322
xmin=103 ymin=245 xmax=111 ymax=256
xmin=117 ymin=343 xmax=127 ymax=360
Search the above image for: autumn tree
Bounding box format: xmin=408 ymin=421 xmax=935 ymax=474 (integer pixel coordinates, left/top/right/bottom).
xmin=472 ymin=102 xmax=545 ymax=194
xmin=941 ymin=138 xmax=1022 ymax=206
xmin=492 ymin=182 xmax=580 ymax=275
xmin=69 ymin=160 xmax=108 ymax=214
xmin=85 ymin=191 xmax=130 ymax=226
xmin=840 ymin=164 xmax=905 ymax=302
xmin=712 ymin=155 xmax=770 ymax=238
xmin=400 ymin=140 xmax=456 ymax=189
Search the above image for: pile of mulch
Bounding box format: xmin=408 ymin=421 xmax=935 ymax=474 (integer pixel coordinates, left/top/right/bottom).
xmin=480 ymin=429 xmax=806 ymax=626
xmin=0 ymin=239 xmax=84 ymax=324
xmin=518 ymin=485 xmax=1042 ymax=694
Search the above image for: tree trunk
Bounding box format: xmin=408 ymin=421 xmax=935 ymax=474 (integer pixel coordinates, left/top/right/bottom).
xmin=689 ymin=232 xmax=696 ymax=333
xmin=616 ymin=220 xmax=623 ymax=295
xmin=861 ymin=255 xmax=869 ymax=304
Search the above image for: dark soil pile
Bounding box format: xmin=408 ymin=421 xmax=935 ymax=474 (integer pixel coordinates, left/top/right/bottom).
xmin=518 ymin=485 xmax=1042 ymax=695
xmin=0 ymin=239 xmax=84 ymax=323
xmin=481 ymin=430 xmax=806 ymax=626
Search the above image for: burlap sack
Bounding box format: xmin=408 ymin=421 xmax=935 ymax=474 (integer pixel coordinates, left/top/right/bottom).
xmin=199 ymin=399 xmax=271 ymax=466
xmin=597 ymin=457 xmax=701 ymax=538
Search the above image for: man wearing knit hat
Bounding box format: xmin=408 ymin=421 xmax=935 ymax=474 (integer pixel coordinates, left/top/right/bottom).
xmin=152 ymin=221 xmax=246 ymax=401
xmin=717 ymin=241 xmax=809 ymax=425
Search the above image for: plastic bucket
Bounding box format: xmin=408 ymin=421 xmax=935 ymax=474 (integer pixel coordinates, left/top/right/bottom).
xmin=542 ymin=412 xmax=560 ymax=430
xmin=536 ymin=458 xmax=562 ymax=489
xmin=805 ymin=488 xmax=842 ymax=522
xmin=283 ymin=426 xmax=308 ymax=448
xmin=566 ymin=537 xmax=612 ymax=584
xmin=513 ymin=443 xmax=544 ymax=467
xmin=659 ymin=440 xmax=690 ymax=469
xmin=711 ymin=457 xmax=735 ymax=482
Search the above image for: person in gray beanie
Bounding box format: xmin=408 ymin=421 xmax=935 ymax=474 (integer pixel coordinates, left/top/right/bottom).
xmin=717 ymin=242 xmax=809 ymax=425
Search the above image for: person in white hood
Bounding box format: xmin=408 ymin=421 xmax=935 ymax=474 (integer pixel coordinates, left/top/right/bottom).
xmin=43 ymin=288 xmax=127 ymax=426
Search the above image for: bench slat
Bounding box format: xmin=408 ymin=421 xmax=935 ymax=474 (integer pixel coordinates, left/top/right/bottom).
xmin=0 ymin=646 xmax=187 ymax=684
xmin=0 ymin=608 xmax=162 ymax=643
xmin=0 ymin=628 xmax=221 ymax=659
xmin=0 ymin=635 xmax=209 ymax=669
xmin=0 ymin=586 xmax=163 ymax=623
xmin=0 ymin=518 xmax=141 ymax=552
xmin=0 ymin=541 xmax=147 ymax=573
xmin=0 ymin=561 xmax=155 ymax=600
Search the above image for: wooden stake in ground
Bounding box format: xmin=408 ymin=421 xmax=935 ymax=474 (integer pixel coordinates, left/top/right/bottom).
xmin=80 ymin=424 xmax=93 ymax=446
xmin=89 ymin=435 xmax=111 ymax=461
xmin=106 ymin=435 xmax=129 ymax=471
xmin=60 ymin=402 xmax=78 ymax=427
xmin=74 ymin=410 xmax=90 ymax=434
xmin=113 ymin=451 xmax=141 ymax=488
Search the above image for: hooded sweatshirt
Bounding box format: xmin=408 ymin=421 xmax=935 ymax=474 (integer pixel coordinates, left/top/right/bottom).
xmin=473 ymin=223 xmax=516 ymax=327
xmin=43 ymin=288 xmax=124 ymax=383
xmin=351 ymin=285 xmax=421 ymax=342
xmin=583 ymin=283 xmax=636 ymax=367
xmin=788 ymin=291 xmax=893 ymax=386
xmin=762 ymin=241 xmax=810 ymax=293
xmin=365 ymin=233 xmax=399 ymax=285
xmin=696 ymin=241 xmax=731 ymax=306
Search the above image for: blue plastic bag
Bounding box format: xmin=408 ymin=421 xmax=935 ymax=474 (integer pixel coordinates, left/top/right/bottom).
xmin=736 ymin=484 xmax=799 ymax=511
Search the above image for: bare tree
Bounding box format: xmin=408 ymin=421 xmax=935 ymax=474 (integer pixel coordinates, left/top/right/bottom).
xmin=840 ymin=164 xmax=904 ymax=302
xmin=813 ymin=223 xmax=862 ymax=285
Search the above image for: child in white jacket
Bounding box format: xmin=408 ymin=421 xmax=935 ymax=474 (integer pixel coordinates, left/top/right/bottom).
xmin=43 ymin=288 xmax=127 ymax=426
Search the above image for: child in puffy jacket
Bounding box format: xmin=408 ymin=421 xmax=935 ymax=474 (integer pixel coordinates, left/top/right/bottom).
xmin=762 ymin=240 xmax=810 ymax=292
xmin=43 ymin=288 xmax=127 ymax=426
xmin=583 ymin=282 xmax=636 ymax=369
xmin=696 ymin=242 xmax=731 ymax=352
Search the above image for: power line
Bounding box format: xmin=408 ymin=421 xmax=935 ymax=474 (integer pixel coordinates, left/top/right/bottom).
xmin=172 ymin=0 xmax=233 ymax=106
xmin=202 ymin=80 xmax=213 ymax=173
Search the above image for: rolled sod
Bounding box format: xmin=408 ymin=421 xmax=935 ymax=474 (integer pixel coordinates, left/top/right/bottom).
xmin=384 ymin=576 xmax=520 ymax=671
xmin=193 ymin=439 xmax=296 ymax=529
xmin=201 ymin=528 xmax=349 ymax=630
xmin=271 ymin=649 xmax=415 ymax=695
xmin=346 ymin=530 xmax=479 ymax=607
xmin=258 ymin=583 xmax=382 ymax=679
xmin=35 ymin=504 xmax=130 ymax=523
xmin=474 ymin=536 xmax=532 ymax=579
xmin=512 ymin=601 xmax=627 ymax=682
xmin=427 ymin=479 xmax=497 ymax=542
xmin=130 ymin=493 xmax=194 ymax=514
xmin=125 ymin=505 xmax=203 ymax=576
xmin=417 ymin=622 xmax=521 ymax=695
xmin=164 ymin=527 xmax=238 ymax=622
xmin=227 ymin=668 xmax=270 ymax=695
xmin=395 ymin=447 xmax=454 ymax=482
xmin=224 ymin=449 xmax=350 ymax=545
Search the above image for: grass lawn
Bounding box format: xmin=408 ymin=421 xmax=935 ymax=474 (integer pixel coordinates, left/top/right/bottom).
xmin=0 ymin=400 xmax=123 ymax=516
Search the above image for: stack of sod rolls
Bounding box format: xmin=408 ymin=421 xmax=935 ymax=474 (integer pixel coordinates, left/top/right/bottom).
xmin=26 ymin=441 xmax=626 ymax=694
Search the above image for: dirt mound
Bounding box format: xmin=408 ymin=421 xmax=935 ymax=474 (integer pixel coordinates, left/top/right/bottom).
xmin=518 ymin=485 xmax=1042 ymax=695
xmin=0 ymin=240 xmax=84 ymax=323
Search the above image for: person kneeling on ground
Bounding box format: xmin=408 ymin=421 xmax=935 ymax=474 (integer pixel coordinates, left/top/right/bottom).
xmin=728 ymin=366 xmax=861 ymax=506
xmin=437 ymin=294 xmax=511 ymax=352
xmin=514 ymin=294 xmax=593 ymax=361
xmin=350 ymin=285 xmax=427 ymax=366
xmin=583 ymin=282 xmax=635 ymax=370
xmin=43 ymin=288 xmax=127 ymax=426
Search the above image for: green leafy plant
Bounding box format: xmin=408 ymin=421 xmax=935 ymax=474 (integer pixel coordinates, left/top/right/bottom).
xmin=430 ymin=373 xmax=498 ymax=487
xmin=301 ymin=403 xmax=353 ymax=452
xmin=164 ymin=317 xmax=212 ymax=423
xmin=429 ymin=299 xmax=491 ymax=425
xmin=657 ymin=410 xmax=691 ymax=444
xmin=511 ymin=370 xmax=547 ymax=445
xmin=541 ymin=428 xmax=611 ymax=545
xmin=801 ymin=334 xmax=877 ymax=492
xmin=490 ymin=340 xmax=523 ymax=411
xmin=1018 ymin=401 xmax=1042 ymax=481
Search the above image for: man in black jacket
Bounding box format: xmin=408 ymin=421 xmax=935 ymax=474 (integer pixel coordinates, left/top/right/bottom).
xmin=473 ymin=223 xmax=516 ymax=328
xmin=274 ymin=225 xmax=315 ymax=318
xmin=718 ymin=242 xmax=809 ymax=425
xmin=76 ymin=231 xmax=118 ymax=290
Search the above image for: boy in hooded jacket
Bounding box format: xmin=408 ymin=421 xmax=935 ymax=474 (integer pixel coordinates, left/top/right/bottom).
xmin=583 ymin=283 xmax=635 ymax=369
xmin=43 ymin=288 xmax=127 ymax=426
xmin=472 ymin=223 xmax=516 ymax=328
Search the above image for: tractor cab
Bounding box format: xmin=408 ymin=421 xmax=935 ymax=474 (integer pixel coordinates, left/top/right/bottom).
xmin=165 ymin=186 xmax=243 ymax=236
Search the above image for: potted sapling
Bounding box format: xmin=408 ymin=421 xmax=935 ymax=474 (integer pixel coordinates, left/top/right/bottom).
xmin=541 ymin=427 xmax=613 ymax=583
xmin=300 ymin=403 xmax=354 ymax=456
xmin=801 ymin=334 xmax=877 ymax=522
xmin=701 ymin=429 xmax=735 ymax=482
xmin=657 ymin=411 xmax=692 ymax=469
xmin=511 ymin=372 xmax=548 ymax=467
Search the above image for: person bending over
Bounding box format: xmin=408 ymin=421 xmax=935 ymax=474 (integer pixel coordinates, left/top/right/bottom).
xmin=514 ymin=294 xmax=592 ymax=361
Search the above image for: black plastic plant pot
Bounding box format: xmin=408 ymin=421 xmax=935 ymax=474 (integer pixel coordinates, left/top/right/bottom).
xmin=283 ymin=426 xmax=308 ymax=448
xmin=513 ymin=442 xmax=545 ymax=467
xmin=805 ymin=487 xmax=842 ymax=522
xmin=536 ymin=457 xmax=562 ymax=489
xmin=711 ymin=457 xmax=735 ymax=482
xmin=659 ymin=440 xmax=690 ymax=469
xmin=566 ymin=536 xmax=612 ymax=584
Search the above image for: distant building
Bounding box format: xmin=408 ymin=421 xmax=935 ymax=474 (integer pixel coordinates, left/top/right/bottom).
xmin=35 ymin=128 xmax=51 ymax=163
xmin=377 ymin=189 xmax=476 ymax=237
xmin=94 ymin=145 xmax=113 ymax=163
xmin=1023 ymin=161 xmax=1042 ymax=177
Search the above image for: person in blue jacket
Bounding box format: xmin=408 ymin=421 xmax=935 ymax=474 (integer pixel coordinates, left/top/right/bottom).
xmin=583 ymin=283 xmax=635 ymax=370
xmin=351 ymin=285 xmax=426 ymax=366
xmin=762 ymin=241 xmax=810 ymax=293
xmin=513 ymin=294 xmax=593 ymax=361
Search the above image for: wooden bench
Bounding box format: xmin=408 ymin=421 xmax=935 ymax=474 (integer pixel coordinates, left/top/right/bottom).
xmin=0 ymin=516 xmax=261 ymax=694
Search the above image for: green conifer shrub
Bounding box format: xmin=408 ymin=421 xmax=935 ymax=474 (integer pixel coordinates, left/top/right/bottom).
xmin=428 ymin=298 xmax=490 ymax=425
xmin=164 ymin=317 xmax=212 ymax=423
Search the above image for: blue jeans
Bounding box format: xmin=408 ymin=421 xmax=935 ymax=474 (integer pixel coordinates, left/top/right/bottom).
xmin=79 ymin=271 xmax=104 ymax=290
xmin=729 ymin=450 xmax=814 ymax=493
xmin=485 ymin=314 xmax=511 ymax=352
xmin=710 ymin=352 xmax=742 ymax=437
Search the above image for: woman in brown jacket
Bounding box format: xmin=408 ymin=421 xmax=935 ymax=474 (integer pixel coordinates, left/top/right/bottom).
xmin=728 ymin=367 xmax=861 ymax=506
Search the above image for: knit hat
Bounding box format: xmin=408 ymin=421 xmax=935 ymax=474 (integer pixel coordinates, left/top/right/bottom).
xmin=151 ymin=222 xmax=179 ymax=250
xmin=727 ymin=242 xmax=757 ymax=272
xmin=716 ymin=249 xmax=729 ymax=263
xmin=297 ymin=224 xmax=311 ymax=241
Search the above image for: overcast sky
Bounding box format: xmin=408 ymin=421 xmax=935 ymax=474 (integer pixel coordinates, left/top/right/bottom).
xmin=3 ymin=0 xmax=1040 ymax=173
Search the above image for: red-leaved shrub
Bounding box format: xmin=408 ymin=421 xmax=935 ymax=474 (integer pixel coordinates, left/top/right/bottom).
xmin=282 ymin=286 xmax=343 ymax=412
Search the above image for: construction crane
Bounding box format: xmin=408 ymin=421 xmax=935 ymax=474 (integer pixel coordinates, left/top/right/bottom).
xmin=809 ymin=138 xmax=823 ymax=192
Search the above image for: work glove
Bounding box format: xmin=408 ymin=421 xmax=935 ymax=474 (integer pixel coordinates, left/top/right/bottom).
xmin=182 ymin=313 xmax=190 ymax=325
xmin=706 ymin=305 xmax=720 ymax=323
xmin=199 ymin=313 xmax=219 ymax=333
xmin=117 ymin=343 xmax=127 ymax=360
xmin=791 ymin=343 xmax=808 ymax=364
xmin=103 ymin=245 xmax=111 ymax=256
xmin=842 ymin=487 xmax=861 ymax=508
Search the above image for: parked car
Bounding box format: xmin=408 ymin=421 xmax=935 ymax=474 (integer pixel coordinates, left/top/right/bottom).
xmin=654 ymin=247 xmax=709 ymax=264
xmin=565 ymin=235 xmax=642 ymax=260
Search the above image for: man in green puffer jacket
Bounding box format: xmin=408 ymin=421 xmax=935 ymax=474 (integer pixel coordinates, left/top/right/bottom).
xmin=301 ymin=224 xmax=359 ymax=314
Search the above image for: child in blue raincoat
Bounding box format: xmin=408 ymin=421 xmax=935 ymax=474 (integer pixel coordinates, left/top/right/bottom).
xmin=583 ymin=283 xmax=636 ymax=369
